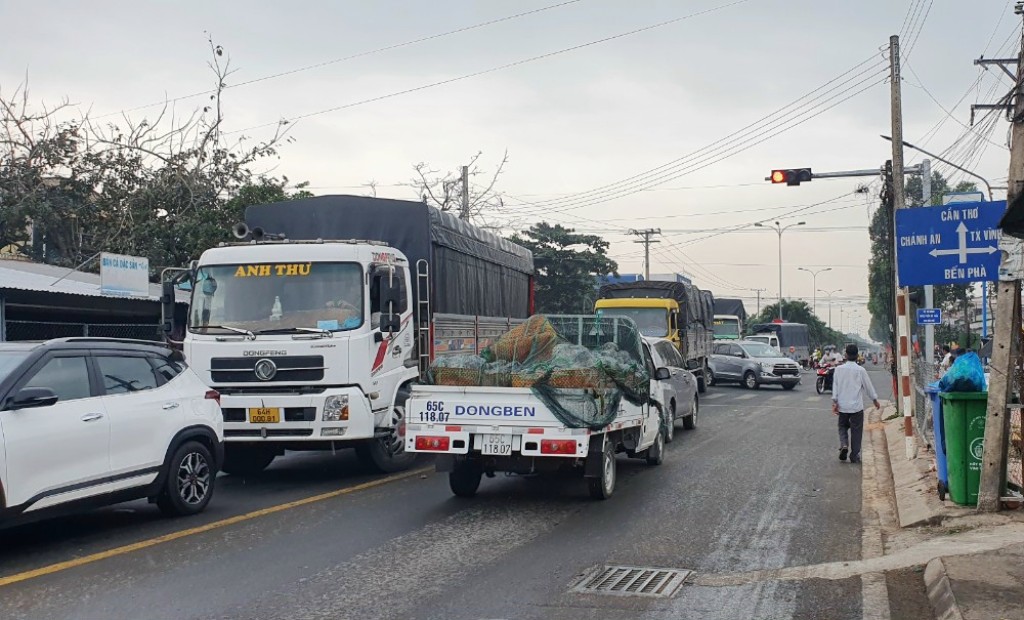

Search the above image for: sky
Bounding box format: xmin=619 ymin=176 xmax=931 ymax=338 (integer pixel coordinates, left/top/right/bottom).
xmin=1 ymin=0 xmax=1018 ymax=337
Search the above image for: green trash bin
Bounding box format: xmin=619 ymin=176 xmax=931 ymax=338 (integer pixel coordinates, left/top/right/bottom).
xmin=940 ymin=392 xmax=988 ymax=506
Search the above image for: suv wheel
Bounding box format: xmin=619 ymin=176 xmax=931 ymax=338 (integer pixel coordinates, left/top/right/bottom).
xmin=157 ymin=441 xmax=215 ymax=517
xmin=743 ymin=371 xmax=760 ymax=390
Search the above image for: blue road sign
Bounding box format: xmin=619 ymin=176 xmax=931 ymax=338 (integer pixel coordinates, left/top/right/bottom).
xmin=916 ymin=308 xmax=942 ymax=325
xmin=895 ymin=200 xmax=1005 ymax=286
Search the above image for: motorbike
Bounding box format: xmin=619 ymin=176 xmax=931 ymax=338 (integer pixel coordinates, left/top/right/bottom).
xmin=815 ymin=364 xmax=836 ymax=394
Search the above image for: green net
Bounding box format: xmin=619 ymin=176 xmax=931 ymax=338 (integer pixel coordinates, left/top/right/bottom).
xmin=427 ymin=315 xmax=652 ymax=430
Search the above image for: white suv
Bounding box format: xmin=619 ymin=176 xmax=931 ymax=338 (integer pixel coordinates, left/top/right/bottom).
xmin=0 ymin=338 xmax=223 ymax=526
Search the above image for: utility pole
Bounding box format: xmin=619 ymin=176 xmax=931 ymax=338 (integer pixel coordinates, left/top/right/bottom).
xmin=460 ymin=165 xmax=470 ymax=220
xmin=629 ymin=228 xmax=661 ymax=280
xmin=922 ymin=158 xmax=935 ymax=368
xmin=979 ymin=7 xmax=1024 ymax=512
xmin=753 ymin=288 xmax=765 ymax=316
xmin=890 ymin=34 xmax=917 ymax=459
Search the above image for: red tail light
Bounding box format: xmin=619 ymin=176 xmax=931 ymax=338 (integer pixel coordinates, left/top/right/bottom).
xmin=415 ymin=435 xmax=450 ymax=451
xmin=541 ymin=439 xmax=578 ymax=455
xmin=204 ymin=390 xmax=221 ymax=406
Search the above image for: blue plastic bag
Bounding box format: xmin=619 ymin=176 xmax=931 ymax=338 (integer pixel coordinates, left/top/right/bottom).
xmin=938 ymin=351 xmax=986 ymax=392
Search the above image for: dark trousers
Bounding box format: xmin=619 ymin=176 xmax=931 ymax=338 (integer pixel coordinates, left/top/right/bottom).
xmin=838 ymin=410 xmax=864 ymax=460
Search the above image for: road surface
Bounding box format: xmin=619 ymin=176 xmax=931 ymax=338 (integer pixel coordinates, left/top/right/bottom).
xmin=0 ymin=366 xmax=898 ymax=620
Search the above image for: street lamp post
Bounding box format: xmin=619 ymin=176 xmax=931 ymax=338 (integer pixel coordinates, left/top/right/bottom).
xmin=819 ymin=288 xmax=842 ymax=330
xmin=797 ymin=267 xmax=832 ymax=317
xmin=755 ymin=220 xmax=805 ymax=321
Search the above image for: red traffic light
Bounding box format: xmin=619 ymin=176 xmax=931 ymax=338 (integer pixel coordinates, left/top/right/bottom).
xmin=769 ymin=168 xmax=813 ymax=186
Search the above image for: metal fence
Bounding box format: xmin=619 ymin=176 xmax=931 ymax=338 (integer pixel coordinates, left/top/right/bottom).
xmin=909 ymin=308 xmax=936 ymax=448
xmin=4 ymin=320 xmax=163 ymax=342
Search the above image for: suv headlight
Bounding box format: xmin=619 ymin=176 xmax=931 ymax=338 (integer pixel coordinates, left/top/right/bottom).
xmin=760 ymin=363 xmax=773 ymax=374
xmin=323 ymin=395 xmax=349 ymax=421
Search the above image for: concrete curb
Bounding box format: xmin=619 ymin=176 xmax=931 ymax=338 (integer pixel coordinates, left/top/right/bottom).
xmin=882 ymin=413 xmax=949 ymax=527
xmin=925 ymin=557 xmax=965 ymax=620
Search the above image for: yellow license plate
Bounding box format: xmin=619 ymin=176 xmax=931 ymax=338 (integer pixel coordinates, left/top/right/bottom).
xmin=249 ymin=407 xmax=280 ymax=424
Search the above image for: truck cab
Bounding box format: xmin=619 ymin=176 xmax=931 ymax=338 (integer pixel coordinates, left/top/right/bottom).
xmin=593 ymin=298 xmax=679 ymax=343
xmin=712 ymin=314 xmax=742 ymax=340
xmin=176 ymin=240 xmax=418 ymax=475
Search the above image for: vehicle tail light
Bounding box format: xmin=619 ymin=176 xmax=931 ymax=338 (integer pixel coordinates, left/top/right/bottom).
xmin=204 ymin=390 xmax=221 ymax=406
xmin=541 ymin=439 xmax=577 ymax=455
xmin=415 ymin=435 xmax=450 ymax=451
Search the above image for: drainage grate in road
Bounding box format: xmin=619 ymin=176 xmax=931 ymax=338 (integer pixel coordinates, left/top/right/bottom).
xmin=571 ymin=565 xmax=691 ymax=598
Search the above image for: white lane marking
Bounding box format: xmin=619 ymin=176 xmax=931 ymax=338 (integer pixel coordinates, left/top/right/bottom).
xmin=805 ymin=396 xmax=821 ymax=402
xmin=735 ymin=394 xmax=757 ymax=401
xmin=703 ymin=392 xmax=724 ymax=400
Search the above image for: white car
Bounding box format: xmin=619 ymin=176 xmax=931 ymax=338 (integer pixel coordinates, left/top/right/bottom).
xmin=0 ymin=338 xmax=223 ymax=526
xmin=644 ymin=337 xmax=699 ymax=443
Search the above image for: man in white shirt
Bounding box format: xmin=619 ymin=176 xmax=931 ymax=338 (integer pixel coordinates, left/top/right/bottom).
xmin=831 ymin=344 xmax=881 ymax=463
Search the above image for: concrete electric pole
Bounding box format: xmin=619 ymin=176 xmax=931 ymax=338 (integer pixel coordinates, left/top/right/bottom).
xmin=889 ymin=34 xmax=917 ymax=459
xmin=978 ymin=8 xmax=1024 ymax=512
xmin=629 ymin=228 xmax=661 ymax=280
xmin=460 ymin=165 xmax=470 ymax=220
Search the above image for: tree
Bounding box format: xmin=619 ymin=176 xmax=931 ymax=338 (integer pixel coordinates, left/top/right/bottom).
xmin=749 ymin=299 xmax=846 ymax=348
xmin=509 ymin=222 xmax=617 ymax=314
xmin=0 ymin=39 xmax=307 ymax=274
xmin=408 ymin=151 xmax=508 ymax=222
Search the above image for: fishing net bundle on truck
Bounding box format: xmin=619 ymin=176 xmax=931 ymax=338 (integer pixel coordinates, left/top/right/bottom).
xmin=427 ymin=315 xmax=656 ymax=431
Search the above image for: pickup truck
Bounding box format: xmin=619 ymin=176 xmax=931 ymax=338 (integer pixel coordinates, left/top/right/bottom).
xmin=404 ymin=316 xmax=667 ymax=500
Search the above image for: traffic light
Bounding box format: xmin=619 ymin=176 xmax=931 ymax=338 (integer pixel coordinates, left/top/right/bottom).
xmin=769 ymin=168 xmax=813 ymax=186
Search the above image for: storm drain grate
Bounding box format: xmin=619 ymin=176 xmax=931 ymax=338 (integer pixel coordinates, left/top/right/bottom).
xmin=571 ymin=565 xmax=691 ymax=598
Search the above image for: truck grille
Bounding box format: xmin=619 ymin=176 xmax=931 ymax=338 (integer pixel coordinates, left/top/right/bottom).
xmin=225 ymin=429 xmax=314 ymax=438
xmin=210 ymin=356 xmax=325 ymax=383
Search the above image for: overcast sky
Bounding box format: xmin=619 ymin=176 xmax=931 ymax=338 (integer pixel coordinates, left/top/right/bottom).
xmin=2 ymin=0 xmax=1018 ymax=336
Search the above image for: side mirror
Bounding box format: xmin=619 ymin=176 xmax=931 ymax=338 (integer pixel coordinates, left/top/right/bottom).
xmin=654 ymin=367 xmax=671 ymax=381
xmin=380 ymin=313 xmax=402 ymax=334
xmin=8 ymin=387 xmax=59 ymax=410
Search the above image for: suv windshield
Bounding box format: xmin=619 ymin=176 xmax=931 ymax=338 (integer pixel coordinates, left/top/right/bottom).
xmin=0 ymin=351 xmax=28 ymax=382
xmin=742 ymin=342 xmax=783 ymax=358
xmin=189 ymin=262 xmax=364 ymax=334
xmin=598 ymin=308 xmax=667 ymax=338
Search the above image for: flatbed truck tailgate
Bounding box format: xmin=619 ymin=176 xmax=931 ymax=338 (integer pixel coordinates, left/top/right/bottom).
xmin=405 ymin=385 xmax=644 ymax=458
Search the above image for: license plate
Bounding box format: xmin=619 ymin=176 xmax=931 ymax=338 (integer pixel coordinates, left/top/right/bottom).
xmin=249 ymin=407 xmax=280 ymax=424
xmin=482 ymin=434 xmax=513 ymax=456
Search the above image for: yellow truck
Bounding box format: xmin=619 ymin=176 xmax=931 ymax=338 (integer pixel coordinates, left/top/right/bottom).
xmin=595 ymin=281 xmax=714 ymax=393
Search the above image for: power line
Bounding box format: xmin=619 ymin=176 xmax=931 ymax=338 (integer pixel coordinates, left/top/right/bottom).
xmin=93 ymin=0 xmax=586 ymax=120
xmin=226 ymin=0 xmax=754 ymax=135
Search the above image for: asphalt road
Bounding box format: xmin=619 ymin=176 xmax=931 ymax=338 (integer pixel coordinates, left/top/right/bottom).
xmin=0 ymin=366 xmax=897 ymax=620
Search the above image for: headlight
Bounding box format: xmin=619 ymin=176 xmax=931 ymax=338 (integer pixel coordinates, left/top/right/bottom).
xmin=323 ymin=395 xmax=349 ymax=421
xmin=760 ymin=364 xmax=773 ymax=374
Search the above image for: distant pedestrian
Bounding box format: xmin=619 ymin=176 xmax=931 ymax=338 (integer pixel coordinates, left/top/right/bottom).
xmin=831 ymin=344 xmax=881 ymax=464
xmin=939 ymin=345 xmax=953 ymax=376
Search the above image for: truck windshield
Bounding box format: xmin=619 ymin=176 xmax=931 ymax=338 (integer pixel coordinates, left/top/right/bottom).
xmin=189 ymin=262 xmax=364 ymax=334
xmin=599 ymin=308 xmax=667 ymax=338
xmin=713 ymin=318 xmax=740 ymax=338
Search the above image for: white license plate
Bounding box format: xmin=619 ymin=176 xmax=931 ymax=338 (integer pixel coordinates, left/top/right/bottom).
xmin=482 ymin=434 xmax=513 ymax=456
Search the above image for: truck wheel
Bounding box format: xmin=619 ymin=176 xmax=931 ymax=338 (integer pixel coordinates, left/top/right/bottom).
xmin=697 ymin=364 xmax=708 ymax=394
xmin=221 ymin=444 xmax=276 ymax=476
xmin=743 ymin=371 xmax=760 ymax=390
xmin=587 ymin=439 xmax=616 ymax=500
xmin=157 ymin=441 xmax=215 ymax=517
xmin=645 ymin=430 xmax=665 ymax=466
xmin=664 ymin=401 xmax=676 ymax=443
xmin=357 ymin=390 xmax=418 ymax=473
xmin=449 ymin=460 xmax=483 ymax=498
xmin=683 ymin=395 xmax=698 ymax=430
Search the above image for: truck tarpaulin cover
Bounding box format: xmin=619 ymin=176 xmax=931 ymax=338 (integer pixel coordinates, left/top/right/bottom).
xmin=598 ymin=281 xmax=709 ymax=328
xmin=750 ymin=322 xmax=810 ymax=349
xmin=245 ymin=195 xmax=534 ymax=319
xmin=713 ymin=298 xmax=748 ymax=322
xmin=699 ymin=290 xmax=715 ymax=326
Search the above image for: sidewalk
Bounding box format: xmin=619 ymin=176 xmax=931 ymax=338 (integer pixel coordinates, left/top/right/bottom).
xmin=877 ymin=409 xmax=1024 ymax=620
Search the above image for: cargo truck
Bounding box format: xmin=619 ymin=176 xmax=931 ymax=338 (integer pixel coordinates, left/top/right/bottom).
xmin=748 ymin=322 xmax=811 ymax=368
xmin=712 ymin=298 xmax=747 ymax=340
xmin=594 ymin=281 xmax=713 ymax=392
xmin=161 ymin=195 xmax=534 ymax=475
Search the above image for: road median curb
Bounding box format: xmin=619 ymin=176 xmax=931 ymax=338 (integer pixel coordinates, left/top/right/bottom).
xmin=925 ymin=557 xmax=965 ymax=620
xmin=881 ymin=410 xmax=955 ymax=527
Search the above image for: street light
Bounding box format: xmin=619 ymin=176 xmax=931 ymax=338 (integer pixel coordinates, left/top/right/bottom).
xmin=819 ymin=288 xmax=842 ymax=330
xmin=755 ymin=220 xmax=805 ymax=321
xmin=797 ymin=267 xmax=832 ymax=316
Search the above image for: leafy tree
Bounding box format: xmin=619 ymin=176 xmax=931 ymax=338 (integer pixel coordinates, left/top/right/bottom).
xmin=749 ymin=299 xmax=847 ymax=349
xmin=0 ymin=39 xmax=308 ymax=276
xmin=509 ymin=222 xmax=617 ymax=314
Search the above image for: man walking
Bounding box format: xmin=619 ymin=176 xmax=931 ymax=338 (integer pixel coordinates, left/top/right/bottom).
xmin=832 ymin=344 xmax=880 ymax=464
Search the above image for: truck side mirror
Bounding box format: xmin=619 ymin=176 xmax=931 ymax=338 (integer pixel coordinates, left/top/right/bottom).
xmin=161 ymin=280 xmax=177 ymax=336
xmin=380 ymin=313 xmax=402 ymax=334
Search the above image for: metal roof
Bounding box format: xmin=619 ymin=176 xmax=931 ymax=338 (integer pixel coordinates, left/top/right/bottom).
xmin=0 ymin=259 xmax=188 ymax=303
